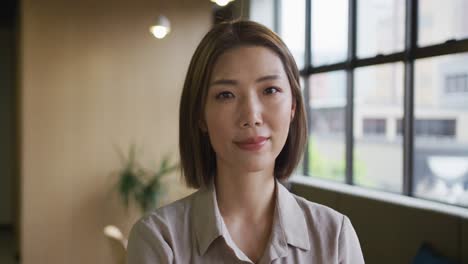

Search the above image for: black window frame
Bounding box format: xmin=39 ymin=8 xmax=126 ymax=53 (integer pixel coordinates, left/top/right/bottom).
xmin=275 ymin=0 xmax=468 ymax=201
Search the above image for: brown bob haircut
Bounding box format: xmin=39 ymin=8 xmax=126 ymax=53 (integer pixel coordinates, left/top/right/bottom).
xmin=179 ymin=20 xmax=308 ymax=189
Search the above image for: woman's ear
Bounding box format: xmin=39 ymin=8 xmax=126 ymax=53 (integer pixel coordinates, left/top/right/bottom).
xmin=291 ymin=99 xmax=296 ymax=121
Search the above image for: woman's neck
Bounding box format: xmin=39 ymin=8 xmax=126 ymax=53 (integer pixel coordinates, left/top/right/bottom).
xmin=214 ymin=164 xmax=276 ymax=224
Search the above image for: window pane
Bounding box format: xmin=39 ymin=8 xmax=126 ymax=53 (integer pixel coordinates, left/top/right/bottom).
xmin=354 ymin=63 xmax=404 ymax=192
xmin=311 ymin=0 xmax=348 ymax=66
xmin=414 ymin=53 xmax=468 ymax=207
xmin=308 ymin=71 xmax=346 ymax=182
xmin=280 ymin=0 xmax=306 ymax=69
xmin=249 ymin=0 xmax=275 ymax=31
xmin=357 ymin=0 xmax=405 ymax=58
xmin=418 ymin=0 xmax=468 ymax=47
xmin=296 ymin=77 xmax=307 ymax=175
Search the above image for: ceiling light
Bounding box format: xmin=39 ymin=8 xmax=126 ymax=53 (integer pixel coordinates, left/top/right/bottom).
xmin=150 ymin=15 xmax=171 ymax=39
xmin=211 ymin=0 xmax=235 ymax=7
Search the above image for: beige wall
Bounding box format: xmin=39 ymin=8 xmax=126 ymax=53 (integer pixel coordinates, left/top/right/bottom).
xmin=20 ymin=0 xmax=211 ymax=263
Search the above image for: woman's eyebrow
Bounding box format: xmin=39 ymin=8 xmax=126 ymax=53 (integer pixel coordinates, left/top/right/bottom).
xmin=210 ymin=74 xmax=280 ymax=87
xmin=210 ymin=79 xmax=238 ymax=87
xmin=255 ymin=74 xmax=280 ymax=83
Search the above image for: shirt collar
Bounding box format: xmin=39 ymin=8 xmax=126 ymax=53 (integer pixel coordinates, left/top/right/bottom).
xmin=191 ymin=178 xmax=310 ymax=259
xmin=276 ymin=180 xmax=310 ymax=251
xmin=191 ymin=178 xmax=224 ymax=256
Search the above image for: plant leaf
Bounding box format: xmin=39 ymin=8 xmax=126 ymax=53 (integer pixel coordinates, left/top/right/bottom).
xmin=117 ymin=168 xmax=142 ymax=209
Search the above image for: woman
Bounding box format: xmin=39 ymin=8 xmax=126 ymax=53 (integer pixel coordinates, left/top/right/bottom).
xmin=127 ymin=20 xmax=364 ymax=264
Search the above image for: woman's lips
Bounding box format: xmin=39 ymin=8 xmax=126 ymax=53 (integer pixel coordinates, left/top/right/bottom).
xmin=234 ymin=137 xmax=269 ymax=151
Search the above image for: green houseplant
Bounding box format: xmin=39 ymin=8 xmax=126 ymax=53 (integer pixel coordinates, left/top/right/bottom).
xmin=115 ymin=145 xmax=178 ymax=214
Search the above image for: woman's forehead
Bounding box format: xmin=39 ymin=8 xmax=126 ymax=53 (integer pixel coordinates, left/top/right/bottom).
xmin=210 ymin=46 xmax=287 ymax=81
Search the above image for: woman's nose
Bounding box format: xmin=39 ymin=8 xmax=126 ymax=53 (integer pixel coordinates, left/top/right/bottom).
xmin=238 ymin=95 xmax=263 ymax=128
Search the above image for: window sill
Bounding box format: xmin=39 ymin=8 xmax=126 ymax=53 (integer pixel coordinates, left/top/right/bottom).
xmin=289 ymin=174 xmax=468 ymax=219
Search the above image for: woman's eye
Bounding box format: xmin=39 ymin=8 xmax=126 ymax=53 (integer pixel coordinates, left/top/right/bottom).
xmin=264 ymin=87 xmax=280 ymax=94
xmin=215 ymin=91 xmax=235 ymax=100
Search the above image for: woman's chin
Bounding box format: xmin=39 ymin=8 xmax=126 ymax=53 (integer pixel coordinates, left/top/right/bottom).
xmin=237 ymin=158 xmax=275 ymax=174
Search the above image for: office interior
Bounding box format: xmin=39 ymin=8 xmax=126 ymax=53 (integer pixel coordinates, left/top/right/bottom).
xmin=1 ymin=0 xmax=467 ymax=263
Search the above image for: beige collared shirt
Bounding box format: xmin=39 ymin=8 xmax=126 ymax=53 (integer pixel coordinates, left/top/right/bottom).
xmin=127 ymin=179 xmax=364 ymax=264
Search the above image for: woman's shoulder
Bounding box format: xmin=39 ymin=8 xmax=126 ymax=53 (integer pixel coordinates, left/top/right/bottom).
xmin=130 ymin=189 xmax=200 ymax=238
xmin=285 ymin=192 xmax=364 ymax=262
xmin=127 ymin=190 xmax=202 ymax=263
xmin=289 ymin=192 xmax=346 ymax=228
xmin=138 ymin=190 xmax=198 ymax=224
xmin=288 ymin=193 xmax=365 ymax=262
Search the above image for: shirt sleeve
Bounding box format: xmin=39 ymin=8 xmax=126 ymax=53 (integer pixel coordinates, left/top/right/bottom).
xmin=338 ymin=215 xmax=365 ymax=264
xmin=126 ymin=219 xmax=174 ymax=264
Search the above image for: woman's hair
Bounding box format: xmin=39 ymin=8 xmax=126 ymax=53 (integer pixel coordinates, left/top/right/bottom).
xmin=179 ymin=20 xmax=308 ymax=189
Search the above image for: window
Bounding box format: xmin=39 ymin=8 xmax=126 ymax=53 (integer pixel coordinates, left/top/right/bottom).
xmin=261 ymin=0 xmax=468 ymax=207
xmin=397 ymin=119 xmax=457 ymax=138
xmin=363 ymin=118 xmax=386 ymax=135
xmin=279 ymin=0 xmax=306 ymax=68
xmin=311 ymin=0 xmax=348 ymax=66
xmin=418 ymin=0 xmax=468 ymax=47
xmin=249 ymin=0 xmax=275 ymax=31
xmin=445 ymin=73 xmax=468 ymax=94
xmin=357 ymin=0 xmax=405 ymax=58
xmin=308 ymin=71 xmax=346 ymax=182
xmin=414 ymin=54 xmax=468 ymax=206
xmin=354 ymin=63 xmax=404 ymax=192
xmin=415 ymin=119 xmax=456 ymax=137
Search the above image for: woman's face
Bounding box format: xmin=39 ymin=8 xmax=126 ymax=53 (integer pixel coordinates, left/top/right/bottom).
xmin=203 ymin=46 xmax=295 ymax=174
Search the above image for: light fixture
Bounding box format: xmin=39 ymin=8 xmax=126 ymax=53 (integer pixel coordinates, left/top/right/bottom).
xmin=211 ymin=0 xmax=235 ymax=7
xmin=150 ymin=15 xmax=171 ymax=39
xmin=103 ymin=225 xmax=124 ymax=241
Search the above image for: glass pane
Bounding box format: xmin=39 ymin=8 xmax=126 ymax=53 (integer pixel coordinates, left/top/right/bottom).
xmin=418 ymin=0 xmax=468 ymax=47
xmin=308 ymin=71 xmax=346 ymax=182
xmin=414 ymin=53 xmax=468 ymax=207
xmin=280 ymin=0 xmax=306 ymax=69
xmin=295 ymin=77 xmax=306 ymax=175
xmin=249 ymin=0 xmax=275 ymax=31
xmin=354 ymin=63 xmax=404 ymax=192
xmin=357 ymin=0 xmax=405 ymax=58
xmin=311 ymin=0 xmax=348 ymax=66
